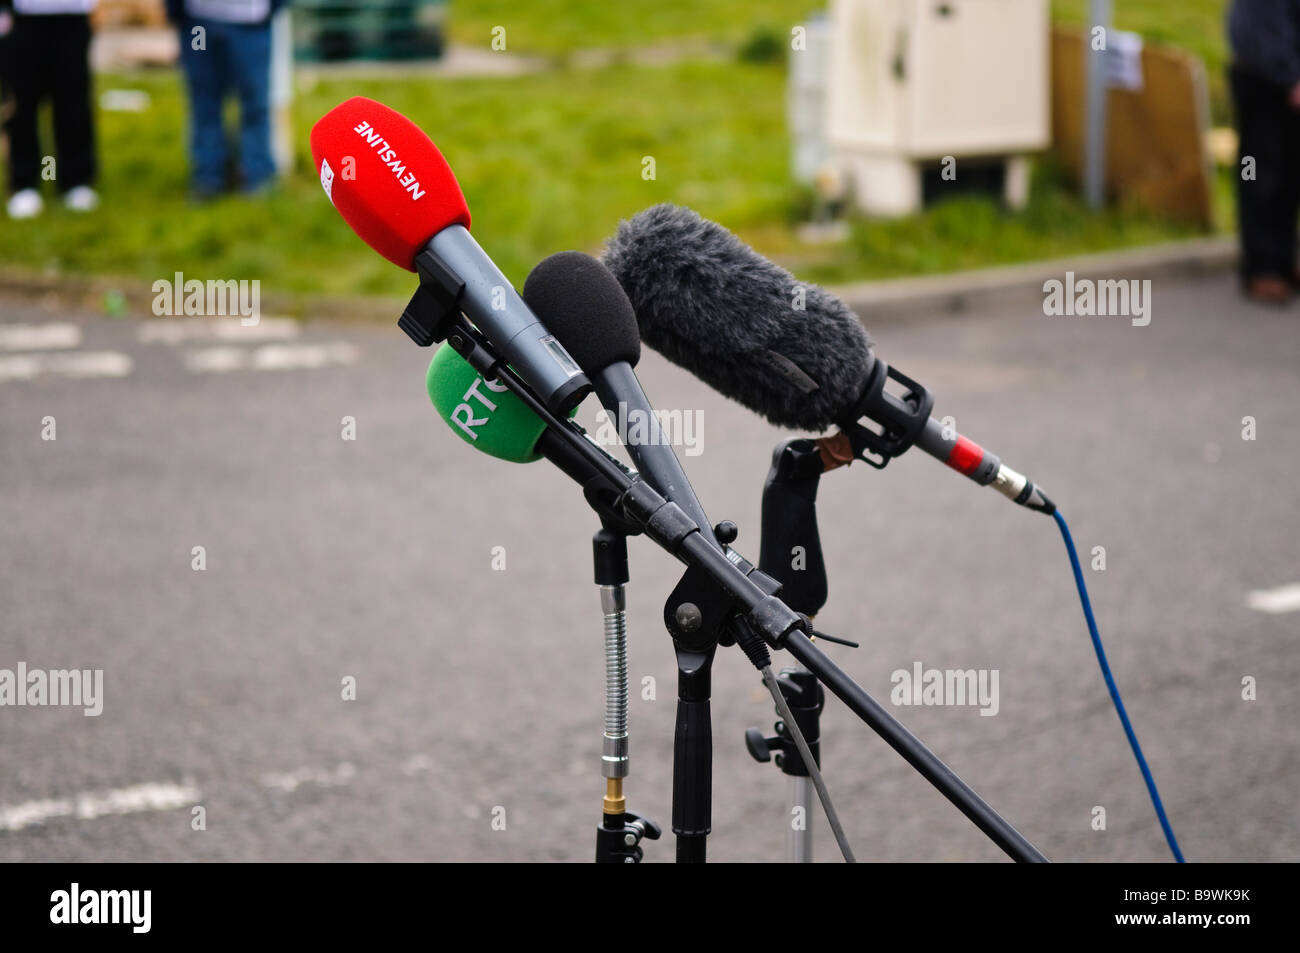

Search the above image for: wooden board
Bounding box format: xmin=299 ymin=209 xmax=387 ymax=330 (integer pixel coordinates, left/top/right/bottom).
xmin=1052 ymin=26 xmax=1213 ymax=227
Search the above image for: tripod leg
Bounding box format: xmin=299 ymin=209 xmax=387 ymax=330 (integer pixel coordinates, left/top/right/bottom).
xmin=787 ymin=776 xmax=814 ymax=863
xmin=786 ymin=631 xmax=1048 ymax=862
xmin=747 ymin=665 xmax=825 ymax=862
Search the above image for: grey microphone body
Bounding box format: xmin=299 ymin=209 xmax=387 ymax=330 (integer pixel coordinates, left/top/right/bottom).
xmin=425 ymin=225 xmax=591 ymax=415
xmin=523 ymin=250 xmax=718 ymax=542
xmin=592 ymin=362 xmax=713 ymax=539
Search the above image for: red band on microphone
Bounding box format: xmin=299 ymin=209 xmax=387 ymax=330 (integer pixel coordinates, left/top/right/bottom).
xmin=946 ymin=435 xmax=985 ymax=476
xmin=310 ymin=97 xmax=470 ymax=271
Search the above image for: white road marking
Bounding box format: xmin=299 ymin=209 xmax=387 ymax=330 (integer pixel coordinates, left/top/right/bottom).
xmin=183 ymin=346 xmax=245 ymax=374
xmin=260 ymin=762 xmax=355 ymax=793
xmin=0 ymin=754 xmax=440 ymax=834
xmin=184 ymin=341 xmax=358 ymax=374
xmin=252 ymin=341 xmax=358 ymax=371
xmin=0 ymin=781 xmax=200 ymax=832
xmin=0 ymin=322 xmax=83 ymax=351
xmin=1246 ymin=583 xmax=1300 ymax=614
xmin=138 ymin=316 xmax=300 ymax=345
xmin=0 ymin=350 xmax=133 ymax=382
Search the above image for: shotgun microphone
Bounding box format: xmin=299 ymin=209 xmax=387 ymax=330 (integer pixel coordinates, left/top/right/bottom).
xmin=603 ymin=204 xmax=1054 ymax=514
xmin=310 ymin=96 xmax=590 ymax=415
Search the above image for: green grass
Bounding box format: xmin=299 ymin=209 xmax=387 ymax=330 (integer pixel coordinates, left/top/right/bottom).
xmin=1 ymin=61 xmax=791 ymax=301
xmin=447 ymin=1 xmax=1233 ymax=119
xmin=446 ymin=0 xmax=823 ymax=56
xmin=0 ymin=51 xmax=1213 ymax=308
xmin=446 ymin=0 xmax=1231 ymax=117
xmin=802 ymin=168 xmax=1201 ymax=285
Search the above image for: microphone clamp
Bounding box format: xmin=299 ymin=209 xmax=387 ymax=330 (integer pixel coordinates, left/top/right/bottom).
xmin=397 ymin=249 xmax=466 ymax=347
xmin=839 ymin=358 xmax=934 ymax=469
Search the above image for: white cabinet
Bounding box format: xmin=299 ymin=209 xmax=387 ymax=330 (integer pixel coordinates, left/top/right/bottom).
xmin=825 ymin=0 xmax=1050 ymax=216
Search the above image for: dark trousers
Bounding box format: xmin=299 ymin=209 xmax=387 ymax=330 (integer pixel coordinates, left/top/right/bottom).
xmin=1230 ymin=65 xmax=1300 ymax=281
xmin=178 ymin=18 xmax=275 ymax=193
xmin=3 ymin=13 xmax=97 ymax=194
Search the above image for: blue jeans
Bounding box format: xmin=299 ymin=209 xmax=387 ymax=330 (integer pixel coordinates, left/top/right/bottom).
xmin=178 ymin=18 xmax=275 ymax=193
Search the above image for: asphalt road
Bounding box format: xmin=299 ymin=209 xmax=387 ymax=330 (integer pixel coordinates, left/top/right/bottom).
xmin=1 ymin=271 xmax=1296 ymax=862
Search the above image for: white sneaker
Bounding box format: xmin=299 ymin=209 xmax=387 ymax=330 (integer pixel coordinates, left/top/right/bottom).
xmin=64 ymin=186 xmax=100 ymax=213
xmin=7 ymin=189 xmax=43 ymax=219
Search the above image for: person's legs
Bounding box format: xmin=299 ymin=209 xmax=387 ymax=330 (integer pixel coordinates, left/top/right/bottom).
xmin=179 ymin=18 xmax=230 ymax=195
xmin=1231 ymin=66 xmax=1292 ymax=285
xmin=4 ymin=14 xmax=49 ymax=195
xmin=0 ymin=10 xmax=12 ymax=101
xmin=227 ymin=22 xmax=276 ymax=191
xmin=1280 ymin=103 xmax=1300 ymax=283
xmin=49 ymin=13 xmax=97 ymax=191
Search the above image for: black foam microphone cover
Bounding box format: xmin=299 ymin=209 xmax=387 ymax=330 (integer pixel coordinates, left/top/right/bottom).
xmin=602 ymin=203 xmax=874 ymax=431
xmin=522 ymin=250 xmax=641 ymax=372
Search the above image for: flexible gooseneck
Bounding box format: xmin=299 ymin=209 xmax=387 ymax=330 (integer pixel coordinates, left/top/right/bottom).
xmin=592 ymin=527 xmax=661 ymax=863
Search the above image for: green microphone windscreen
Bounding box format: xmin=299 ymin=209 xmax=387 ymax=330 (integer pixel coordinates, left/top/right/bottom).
xmin=427 ymin=344 xmax=552 ymax=463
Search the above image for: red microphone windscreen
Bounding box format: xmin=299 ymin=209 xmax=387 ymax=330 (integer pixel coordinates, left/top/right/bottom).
xmin=310 ymin=97 xmax=471 ymax=271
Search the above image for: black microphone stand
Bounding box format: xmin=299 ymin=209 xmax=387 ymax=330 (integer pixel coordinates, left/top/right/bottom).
xmin=747 ymin=439 xmax=831 ymax=861
xmin=397 ymin=283 xmax=1048 ymax=863
xmin=747 ymin=437 xmax=1050 ymax=862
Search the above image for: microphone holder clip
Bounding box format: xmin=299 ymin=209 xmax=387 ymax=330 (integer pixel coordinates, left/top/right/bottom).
xmin=662 ymin=532 xmax=783 ymax=653
xmin=841 ymin=358 xmax=934 ymax=469
xmin=397 ymin=249 xmax=467 ymax=347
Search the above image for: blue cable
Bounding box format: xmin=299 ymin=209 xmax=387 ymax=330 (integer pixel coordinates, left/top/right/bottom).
xmin=1052 ymin=509 xmax=1185 ymax=863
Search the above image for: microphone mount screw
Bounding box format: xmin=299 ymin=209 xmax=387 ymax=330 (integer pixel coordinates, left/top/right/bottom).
xmin=675 ymin=602 xmax=703 ymax=633
xmin=713 ymin=520 xmax=739 ymax=546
